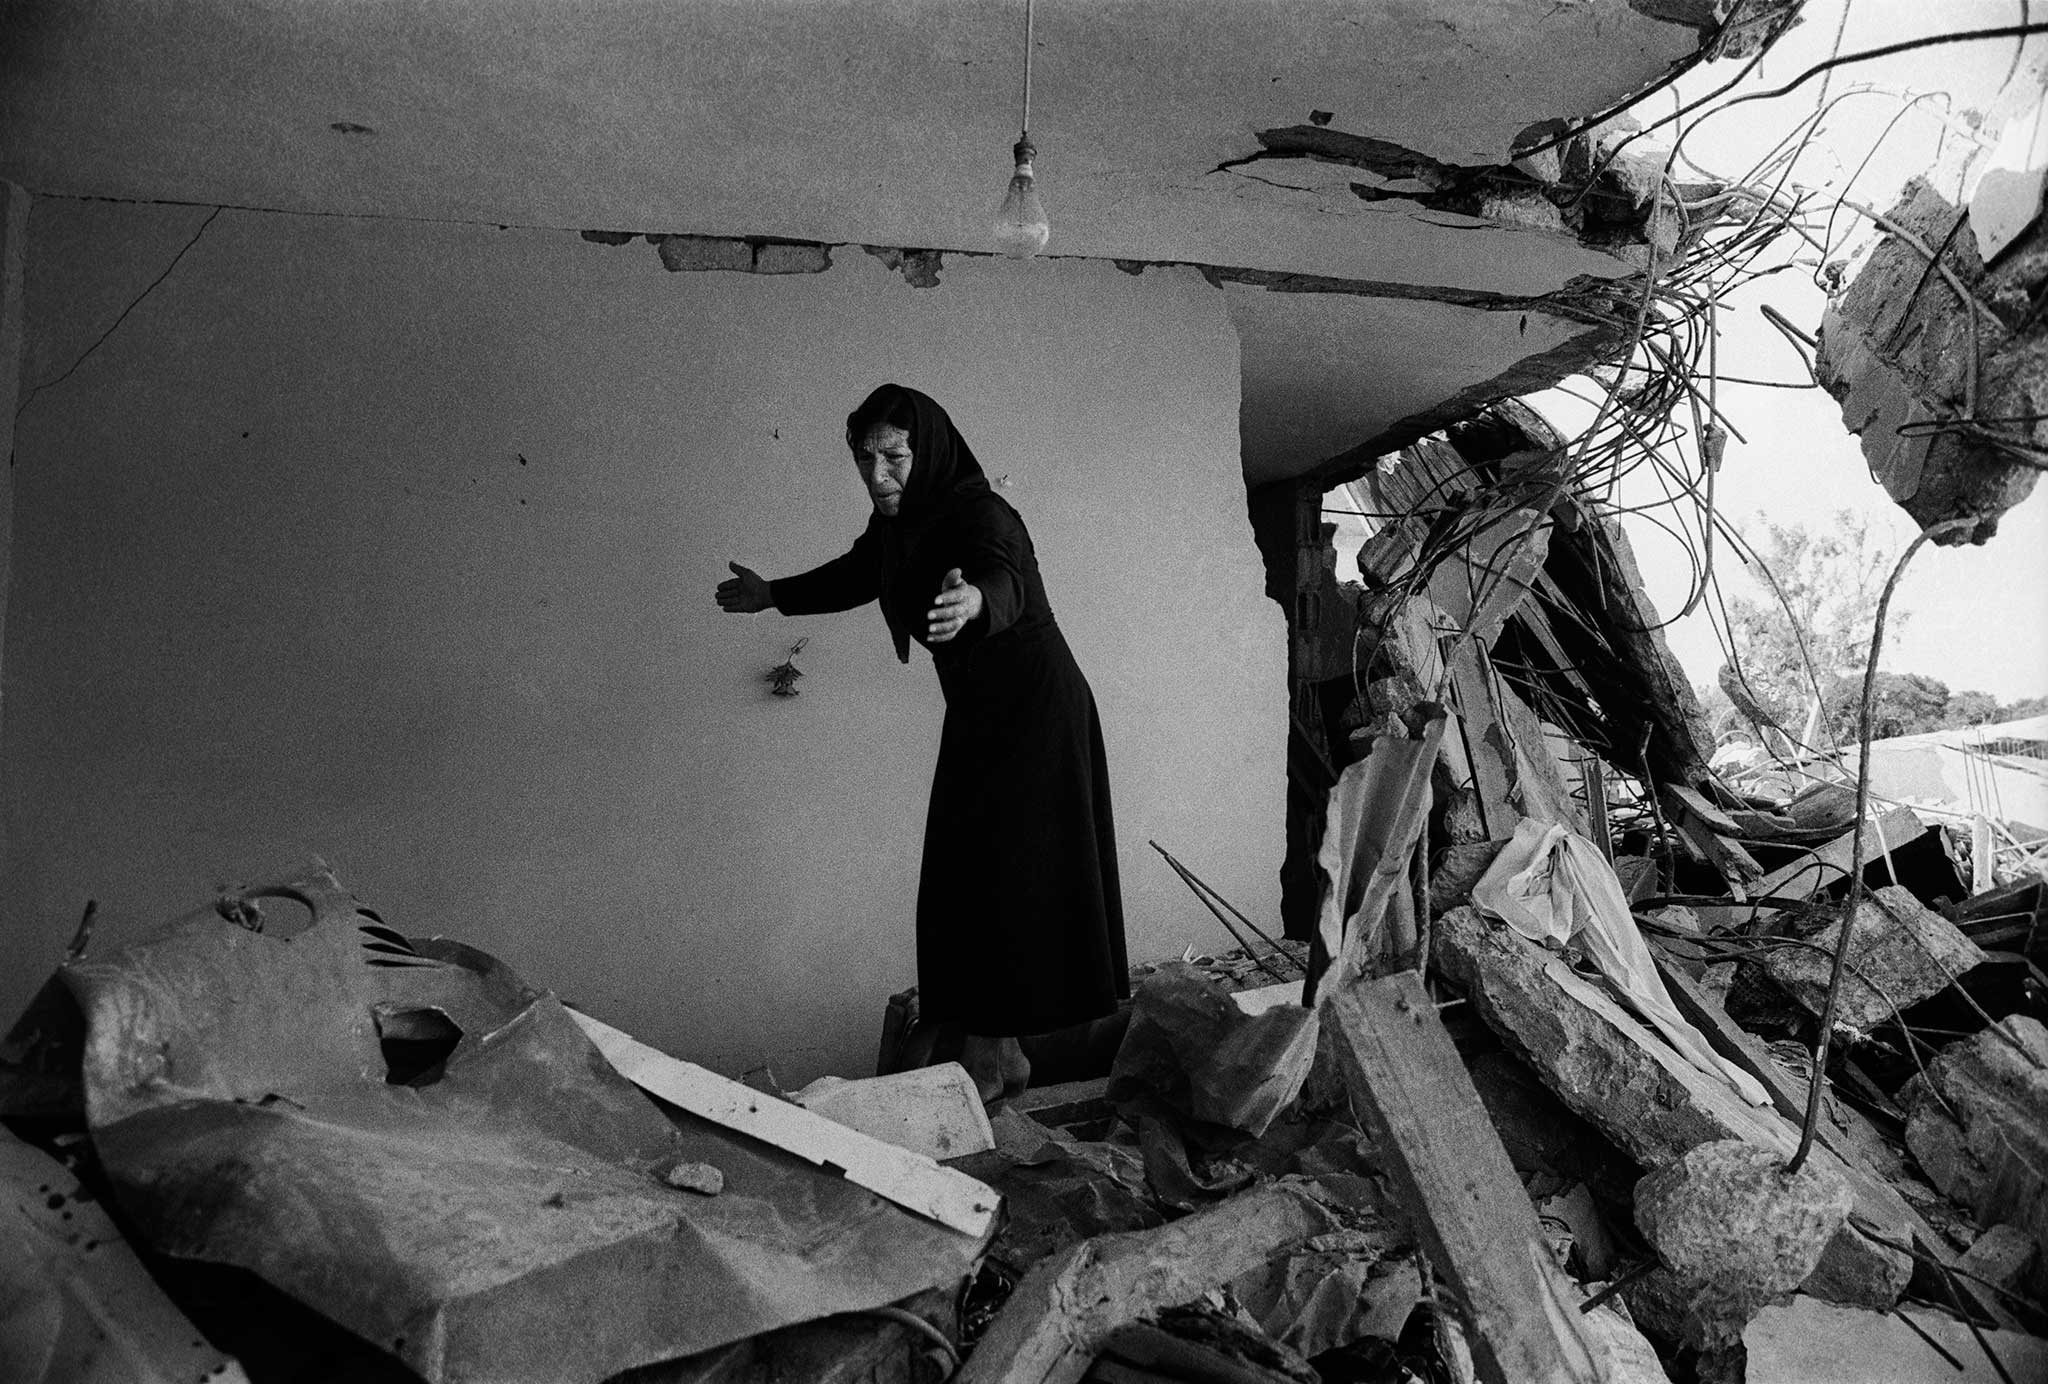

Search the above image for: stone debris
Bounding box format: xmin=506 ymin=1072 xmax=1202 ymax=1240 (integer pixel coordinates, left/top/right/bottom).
xmin=1634 ymin=1140 xmax=1852 ymax=1347
xmin=661 ymin=1159 xmax=727 ymax=1195
xmin=1744 ymin=1294 xmax=2048 ymax=1384
xmin=1902 ymin=1016 xmax=2048 ymax=1246
xmin=1816 ymin=175 xmax=2045 ymax=541
xmin=7 ymin=373 xmax=2047 ymax=1384
xmin=1760 ymin=884 xmax=1988 ymax=1033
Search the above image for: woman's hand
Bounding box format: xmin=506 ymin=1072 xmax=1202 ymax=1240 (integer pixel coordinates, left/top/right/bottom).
xmin=927 ymin=568 xmax=982 ymax=643
xmin=716 ymin=560 xmax=774 ymax=613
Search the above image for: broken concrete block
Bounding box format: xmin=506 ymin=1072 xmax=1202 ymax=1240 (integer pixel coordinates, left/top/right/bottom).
xmin=1635 ymin=1139 xmax=1852 ymax=1347
xmin=1744 ymin=1294 xmax=2048 ymax=1384
xmin=1965 ymin=1217 xmax=2045 ymax=1288
xmin=792 ymin=1062 xmax=995 ymax=1161
xmin=1478 ymin=190 xmax=1567 ymax=235
xmin=1762 ymin=885 xmax=1987 ymax=1033
xmin=1958 ymin=1223 xmax=2045 ymax=1314
xmin=1599 ymin=143 xmax=1667 ymax=210
xmin=1902 ymin=1015 xmax=2048 ymax=1242
xmin=1816 ymin=178 xmax=2044 ymax=539
xmin=660 ymin=1159 xmax=725 ymax=1195
xmin=654 ymin=234 xmax=755 ymax=273
xmin=1428 ymin=841 xmax=1500 ymax=917
xmin=863 ymin=244 xmax=944 ymax=287
xmin=753 ymin=241 xmax=832 ymax=274
xmin=1433 ymin=905 xmax=1910 ymax=1309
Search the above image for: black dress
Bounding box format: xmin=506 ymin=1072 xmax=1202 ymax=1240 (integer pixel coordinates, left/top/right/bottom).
xmin=771 ymin=388 xmax=1128 ymax=1037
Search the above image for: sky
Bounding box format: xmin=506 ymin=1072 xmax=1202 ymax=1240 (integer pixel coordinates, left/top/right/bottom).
xmin=1531 ymin=0 xmax=2048 ymax=706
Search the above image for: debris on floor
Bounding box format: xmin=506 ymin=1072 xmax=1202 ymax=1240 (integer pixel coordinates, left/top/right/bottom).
xmin=5 ymin=409 xmax=2046 ymax=1384
xmin=1743 ymin=1294 xmax=2048 ymax=1384
xmin=0 ymin=1124 xmax=251 ymax=1384
xmin=4 ymin=864 xmax=994 ymax=1384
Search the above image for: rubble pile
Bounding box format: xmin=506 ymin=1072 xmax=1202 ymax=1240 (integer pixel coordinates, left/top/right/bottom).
xmin=3 ymin=420 xmax=2045 ymax=1384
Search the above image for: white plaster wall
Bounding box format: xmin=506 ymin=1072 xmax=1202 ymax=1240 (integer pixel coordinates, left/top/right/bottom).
xmin=2 ymin=201 xmax=1283 ymax=1082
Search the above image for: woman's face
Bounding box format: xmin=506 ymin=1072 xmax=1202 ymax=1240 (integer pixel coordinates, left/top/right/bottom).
xmin=853 ymin=422 xmax=914 ymax=517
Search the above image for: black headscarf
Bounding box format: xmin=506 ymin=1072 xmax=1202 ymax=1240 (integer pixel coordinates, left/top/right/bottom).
xmin=849 ymin=383 xmax=996 ymax=661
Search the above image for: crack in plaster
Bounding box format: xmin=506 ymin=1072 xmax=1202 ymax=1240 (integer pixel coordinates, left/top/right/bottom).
xmin=578 ymin=220 xmax=1640 ymax=320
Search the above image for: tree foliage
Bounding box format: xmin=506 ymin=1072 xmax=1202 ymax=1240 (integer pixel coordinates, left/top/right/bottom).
xmin=1720 ymin=509 xmax=1893 ymax=735
xmin=1822 ymin=671 xmax=1950 ymax=741
xmin=1713 ymin=511 xmax=2033 ymax=748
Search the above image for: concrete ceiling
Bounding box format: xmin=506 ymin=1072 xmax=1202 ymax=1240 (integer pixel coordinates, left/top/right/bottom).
xmin=1228 ymin=284 xmax=1618 ymax=487
xmin=1 ymin=0 xmax=1731 ymax=479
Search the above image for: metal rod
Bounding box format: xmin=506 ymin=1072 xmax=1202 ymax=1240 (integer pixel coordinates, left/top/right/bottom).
xmin=1148 ymin=840 xmax=1295 ymax=983
xmin=1788 ymin=517 xmax=1973 ymax=1175
xmin=1020 ymin=0 xmax=1034 ymax=137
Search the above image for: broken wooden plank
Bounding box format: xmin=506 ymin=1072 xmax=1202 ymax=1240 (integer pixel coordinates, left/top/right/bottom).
xmin=1662 ymin=783 xmax=1742 ymax=836
xmin=1322 ymin=971 xmax=1605 ymax=1384
xmin=1659 ymin=786 xmax=1764 ymax=883
xmin=956 ymin=1183 xmax=1338 ymax=1384
xmin=568 ymin=1009 xmax=1000 ymax=1241
xmin=1433 ymin=906 xmax=1912 ymax=1310
xmin=1095 ymin=1306 xmax=1320 ymax=1384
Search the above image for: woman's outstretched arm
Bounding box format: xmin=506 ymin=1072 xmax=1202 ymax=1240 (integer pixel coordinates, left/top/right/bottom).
xmin=717 ymin=523 xmax=884 ymax=617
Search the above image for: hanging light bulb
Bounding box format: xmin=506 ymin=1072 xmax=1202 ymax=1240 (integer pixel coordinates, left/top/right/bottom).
xmin=994 ymin=137 xmax=1049 ymax=257
xmin=991 ymin=0 xmax=1049 ymax=257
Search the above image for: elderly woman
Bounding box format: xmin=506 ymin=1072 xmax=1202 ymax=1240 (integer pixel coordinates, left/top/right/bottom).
xmin=715 ymin=383 xmax=1128 ymax=1102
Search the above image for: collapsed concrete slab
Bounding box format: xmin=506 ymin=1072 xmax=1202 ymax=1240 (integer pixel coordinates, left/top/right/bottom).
xmin=1761 ymin=885 xmax=1988 ymax=1033
xmin=1744 ymin=1294 xmax=2048 ymax=1384
xmin=1433 ymin=905 xmax=1912 ymax=1309
xmin=1816 ymin=177 xmax=2046 ymax=542
xmin=1902 ymin=1015 xmax=2048 ymax=1249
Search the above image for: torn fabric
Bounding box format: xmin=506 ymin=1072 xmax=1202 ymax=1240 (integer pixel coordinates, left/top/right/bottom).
xmin=1472 ymin=819 xmax=1770 ymax=1107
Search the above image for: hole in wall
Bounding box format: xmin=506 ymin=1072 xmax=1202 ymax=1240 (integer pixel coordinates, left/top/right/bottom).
xmin=373 ymin=1006 xmax=463 ymax=1086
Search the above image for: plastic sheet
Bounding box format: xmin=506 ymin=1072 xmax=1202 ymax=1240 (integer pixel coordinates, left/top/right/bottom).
xmin=61 ymin=866 xmax=989 ymax=1384
xmin=1472 ymin=818 xmax=1771 ymax=1107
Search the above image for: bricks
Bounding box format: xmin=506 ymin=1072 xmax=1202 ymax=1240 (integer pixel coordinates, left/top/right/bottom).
xmin=651 ymin=234 xmax=833 ymax=275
